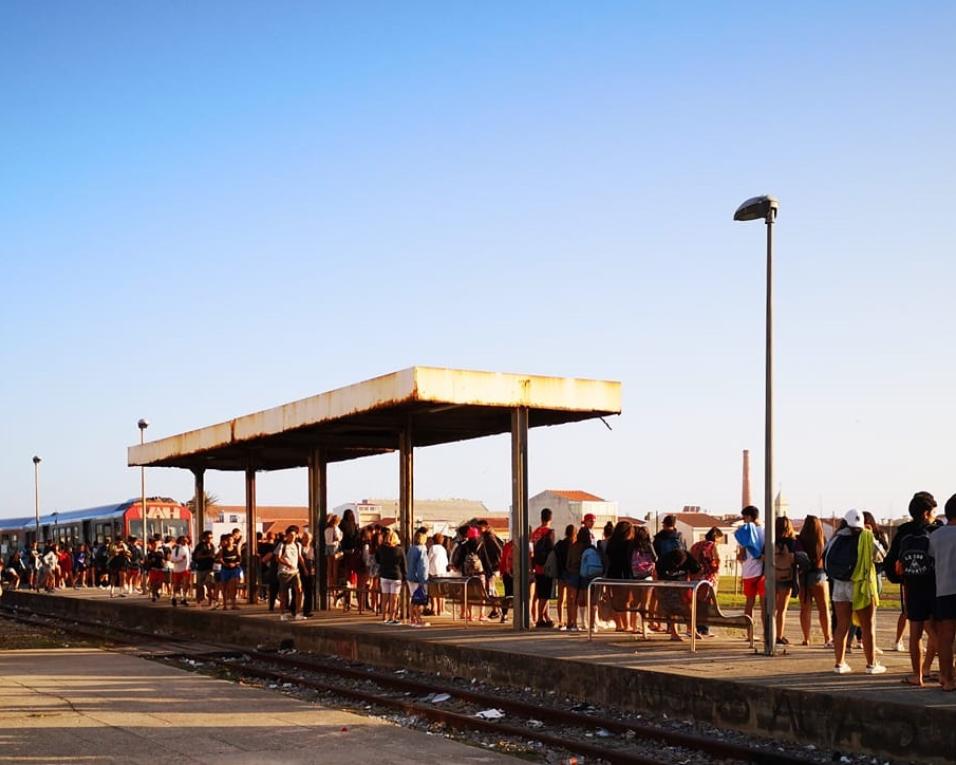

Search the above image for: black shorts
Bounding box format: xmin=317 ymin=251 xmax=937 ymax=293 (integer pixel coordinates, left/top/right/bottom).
xmin=935 ymin=593 xmax=956 ymax=621
xmin=534 ymin=574 xmax=553 ymax=601
xmin=905 ymin=582 xmax=936 ymax=622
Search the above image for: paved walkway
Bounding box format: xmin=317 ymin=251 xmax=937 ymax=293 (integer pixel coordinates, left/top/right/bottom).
xmin=0 ymin=647 xmax=515 ymax=764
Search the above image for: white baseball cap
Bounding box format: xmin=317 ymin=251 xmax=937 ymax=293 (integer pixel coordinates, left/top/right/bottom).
xmin=844 ymin=508 xmax=865 ymax=529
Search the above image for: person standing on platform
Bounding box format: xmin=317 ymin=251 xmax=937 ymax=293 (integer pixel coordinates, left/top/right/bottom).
xmin=192 ymin=531 xmax=216 ymax=606
xmin=339 ymin=510 xmax=360 ymax=611
xmin=376 ymin=530 xmax=406 ymax=625
xmin=407 ymin=530 xmax=430 ymax=627
xmin=531 ymin=507 xmax=554 ymax=628
xmin=169 ymin=536 xmax=191 ymax=606
xmin=216 ymin=533 xmax=242 ymax=611
xmin=826 ymin=509 xmax=885 ymax=675
xmin=796 ymin=516 xmax=832 ymax=647
xmin=773 ymin=516 xmax=800 ymax=646
xmin=108 ymin=537 xmax=131 ymax=597
xmin=476 ymin=520 xmax=504 ymax=619
xmin=427 ymin=531 xmax=449 ymax=617
xmin=928 ymin=494 xmax=956 ymax=691
xmin=689 ymin=527 xmax=724 ymax=637
xmin=275 ymin=527 xmax=304 ymax=621
xmin=324 ymin=514 xmax=343 ymax=607
xmin=299 ymin=531 xmax=316 ymax=619
xmin=145 ymin=538 xmax=167 ymax=603
xmin=885 ymin=491 xmax=942 ymax=686
xmin=734 ymin=506 xmax=766 ymax=637
xmin=554 ymin=524 xmax=575 ymax=630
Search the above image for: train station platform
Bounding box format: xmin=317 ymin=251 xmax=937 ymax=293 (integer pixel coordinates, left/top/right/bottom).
xmin=4 ymin=587 xmax=954 ymax=764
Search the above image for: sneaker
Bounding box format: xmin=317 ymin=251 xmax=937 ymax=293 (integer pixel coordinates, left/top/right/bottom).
xmin=280 ymin=614 xmax=291 ymax=621
xmin=833 ymin=662 xmax=853 ymax=674
xmin=895 ymin=640 xmax=906 ymax=652
xmin=824 ymin=640 xmax=834 ymax=649
xmin=293 ymin=614 xmax=306 ymax=621
xmin=558 ymin=625 xmax=568 ymax=632
xmin=865 ymin=663 xmax=887 ymax=675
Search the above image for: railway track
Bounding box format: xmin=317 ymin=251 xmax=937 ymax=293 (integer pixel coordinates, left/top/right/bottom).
xmin=0 ymin=603 xmax=824 ymax=765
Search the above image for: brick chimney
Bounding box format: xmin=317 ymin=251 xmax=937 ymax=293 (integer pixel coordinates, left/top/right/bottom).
xmin=741 ymin=449 xmax=752 ymax=509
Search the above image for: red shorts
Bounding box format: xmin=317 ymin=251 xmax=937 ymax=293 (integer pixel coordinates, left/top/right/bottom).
xmin=172 ymin=571 xmax=191 ymax=587
xmin=148 ymin=570 xmax=166 ymax=587
xmin=742 ymin=576 xmax=765 ymax=599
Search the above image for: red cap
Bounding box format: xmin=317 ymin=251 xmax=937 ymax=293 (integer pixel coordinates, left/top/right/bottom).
xmin=583 ymin=513 xmax=596 ymax=523
xmin=466 ymin=526 xmax=481 ymax=540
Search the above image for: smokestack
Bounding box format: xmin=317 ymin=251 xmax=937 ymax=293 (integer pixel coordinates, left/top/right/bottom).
xmin=742 ymin=449 xmax=752 ymax=509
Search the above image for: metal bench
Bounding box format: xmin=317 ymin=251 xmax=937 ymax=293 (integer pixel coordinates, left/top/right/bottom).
xmin=586 ymin=578 xmax=754 ymax=652
xmin=427 ymin=576 xmax=512 ymax=625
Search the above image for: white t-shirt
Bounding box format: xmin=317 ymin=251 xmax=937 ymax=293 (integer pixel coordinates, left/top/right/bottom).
xmin=428 ymin=543 xmax=449 ymax=577
xmin=324 ymin=526 xmax=342 ymax=552
xmin=277 ymin=541 xmax=300 ymax=575
xmin=741 ymin=523 xmax=766 ymax=579
xmin=170 ymin=544 xmax=191 ymax=573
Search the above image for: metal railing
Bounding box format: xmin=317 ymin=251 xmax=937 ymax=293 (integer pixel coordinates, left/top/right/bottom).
xmin=585 ymin=578 xmax=715 ymax=653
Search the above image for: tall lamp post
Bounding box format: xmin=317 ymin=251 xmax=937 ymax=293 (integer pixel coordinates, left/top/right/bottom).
xmin=734 ymin=194 xmax=779 ymax=656
xmin=32 ymin=455 xmax=41 ymax=544
xmin=138 ymin=419 xmax=149 ymax=541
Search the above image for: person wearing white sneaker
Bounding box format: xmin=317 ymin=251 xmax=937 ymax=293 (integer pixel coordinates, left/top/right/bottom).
xmin=825 ymin=510 xmax=883 ymax=676
xmin=865 ymin=663 xmax=887 ymax=674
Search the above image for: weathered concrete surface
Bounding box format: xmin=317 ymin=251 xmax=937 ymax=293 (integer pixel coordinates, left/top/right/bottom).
xmin=6 ymin=588 xmax=955 ymax=764
xmin=0 ymin=646 xmax=515 ymax=764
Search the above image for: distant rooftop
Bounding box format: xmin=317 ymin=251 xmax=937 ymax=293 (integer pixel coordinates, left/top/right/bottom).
xmin=546 ymin=490 xmax=605 ymax=502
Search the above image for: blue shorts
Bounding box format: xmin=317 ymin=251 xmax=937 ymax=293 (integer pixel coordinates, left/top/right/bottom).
xmin=220 ymin=567 xmax=242 ymax=583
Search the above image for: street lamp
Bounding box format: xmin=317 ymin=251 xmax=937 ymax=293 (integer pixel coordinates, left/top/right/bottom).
xmin=138 ymin=419 xmax=149 ymax=541
xmin=32 ymin=456 xmax=41 ymax=544
xmin=733 ymin=194 xmax=779 ymax=657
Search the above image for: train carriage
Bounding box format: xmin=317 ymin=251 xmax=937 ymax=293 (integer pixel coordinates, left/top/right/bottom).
xmin=0 ymin=499 xmax=193 ymax=553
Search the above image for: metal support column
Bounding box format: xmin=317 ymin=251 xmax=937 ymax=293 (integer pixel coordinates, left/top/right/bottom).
xmin=244 ymin=466 xmax=257 ymax=604
xmin=762 ymin=214 xmax=777 ymax=654
xmin=399 ymin=417 xmax=414 ymax=619
xmin=192 ymin=468 xmax=206 ymax=541
xmin=310 ymin=448 xmax=328 ymax=610
xmin=511 ymin=406 xmax=530 ymax=631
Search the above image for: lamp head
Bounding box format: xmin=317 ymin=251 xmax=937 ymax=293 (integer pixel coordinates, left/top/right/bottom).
xmin=733 ymin=195 xmax=779 ymax=222
xmin=32 ymin=455 xmax=41 ymax=465
xmin=137 ymin=418 xmax=150 ymax=430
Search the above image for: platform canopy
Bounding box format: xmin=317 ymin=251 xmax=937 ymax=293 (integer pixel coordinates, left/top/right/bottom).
xmin=127 ymin=366 xmax=622 ymax=471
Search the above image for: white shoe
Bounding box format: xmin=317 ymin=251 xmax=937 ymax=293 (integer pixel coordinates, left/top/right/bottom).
xmin=833 ymin=662 xmax=852 ymax=674
xmin=895 ymin=640 xmax=906 ymax=652
xmin=293 ymin=614 xmax=306 ymax=621
xmin=280 ymin=613 xmax=290 ymax=621
xmin=865 ymin=663 xmax=887 ymax=675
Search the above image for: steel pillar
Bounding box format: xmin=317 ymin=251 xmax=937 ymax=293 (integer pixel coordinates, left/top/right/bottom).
xmin=399 ymin=417 xmax=414 ymax=619
xmin=511 ymin=406 xmax=530 ymax=631
xmin=309 ymin=448 xmax=328 ymax=610
xmin=762 ymin=214 xmax=777 ymax=654
xmin=244 ymin=466 xmax=257 ymax=604
xmin=192 ymin=468 xmax=205 ymax=541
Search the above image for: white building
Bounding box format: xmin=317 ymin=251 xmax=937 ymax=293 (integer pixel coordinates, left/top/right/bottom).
xmin=528 ymin=490 xmax=618 ymax=535
xmin=671 ymin=512 xmax=739 ymax=577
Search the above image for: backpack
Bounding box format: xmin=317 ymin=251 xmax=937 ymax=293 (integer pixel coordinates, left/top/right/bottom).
xmin=656 ymin=532 xmax=681 ymax=559
xmin=580 ymin=547 xmax=604 ymax=578
xmin=690 ymin=541 xmax=720 ymax=578
xmin=899 ymin=525 xmax=934 ymax=578
xmin=824 ymin=534 xmax=858 ymax=582
xmin=542 ymin=549 xmax=559 ymax=580
xmin=463 ymin=551 xmax=483 ymax=577
xmin=533 ymin=535 xmax=552 ymax=566
xmin=631 ymin=549 xmax=656 ymax=579
xmin=774 ymin=542 xmax=795 ymax=583
xmin=451 ymin=542 xmax=467 ymax=572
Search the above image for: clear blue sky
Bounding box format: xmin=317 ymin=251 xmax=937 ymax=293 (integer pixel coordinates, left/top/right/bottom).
xmin=2 ymin=2 xmax=954 ymax=522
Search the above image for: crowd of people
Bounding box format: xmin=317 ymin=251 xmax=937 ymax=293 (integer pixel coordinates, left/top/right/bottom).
xmin=3 ymin=493 xmax=955 ymax=689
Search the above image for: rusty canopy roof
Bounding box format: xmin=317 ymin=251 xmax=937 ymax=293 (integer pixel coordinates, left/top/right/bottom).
xmin=127 ymin=366 xmax=622 ymax=471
